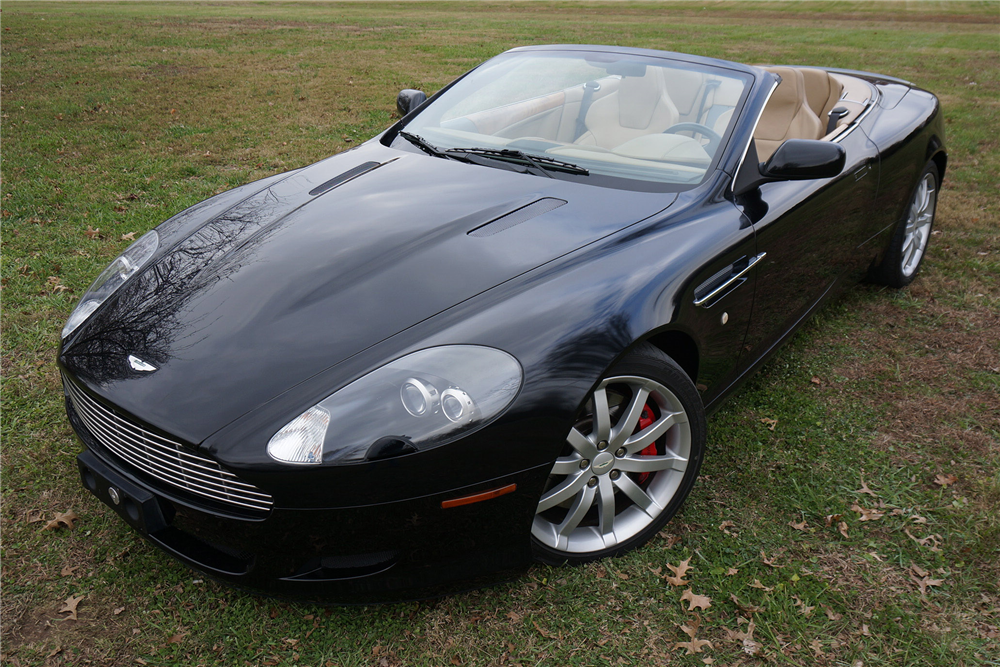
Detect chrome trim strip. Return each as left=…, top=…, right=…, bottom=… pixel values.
left=832, top=98, right=877, bottom=145
left=693, top=252, right=767, bottom=307
left=730, top=79, right=779, bottom=190
left=64, top=378, right=273, bottom=511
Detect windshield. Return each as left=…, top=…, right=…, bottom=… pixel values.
left=395, top=50, right=751, bottom=190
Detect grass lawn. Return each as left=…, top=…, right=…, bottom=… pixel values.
left=2, top=2, right=998, bottom=665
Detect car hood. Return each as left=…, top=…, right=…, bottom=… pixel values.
left=60, top=141, right=676, bottom=444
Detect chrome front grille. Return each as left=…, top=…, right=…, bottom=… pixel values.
left=64, top=377, right=273, bottom=513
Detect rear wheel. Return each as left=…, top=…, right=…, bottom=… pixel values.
left=531, top=344, right=706, bottom=564
left=871, top=162, right=939, bottom=288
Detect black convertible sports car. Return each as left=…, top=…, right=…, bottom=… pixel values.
left=59, top=45, right=945, bottom=602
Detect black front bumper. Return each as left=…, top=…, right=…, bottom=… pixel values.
left=67, top=389, right=548, bottom=603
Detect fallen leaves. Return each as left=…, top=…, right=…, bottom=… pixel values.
left=760, top=417, right=778, bottom=431
left=788, top=519, right=808, bottom=530
left=760, top=551, right=785, bottom=568
left=675, top=637, right=713, bottom=655
left=909, top=564, right=945, bottom=596
left=793, top=596, right=816, bottom=616
left=681, top=589, right=713, bottom=611
left=59, top=594, right=85, bottom=621
left=121, top=231, right=137, bottom=241
left=933, top=473, right=958, bottom=488
left=83, top=225, right=100, bottom=239
left=748, top=579, right=773, bottom=592
left=676, top=617, right=713, bottom=655
left=851, top=503, right=885, bottom=522
left=719, top=520, right=736, bottom=535
left=43, top=510, right=80, bottom=531
left=665, top=557, right=692, bottom=586
left=856, top=474, right=878, bottom=497
left=838, top=521, right=850, bottom=539
left=904, top=528, right=943, bottom=552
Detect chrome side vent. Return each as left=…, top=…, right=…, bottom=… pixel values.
left=308, top=161, right=382, bottom=196
left=467, top=198, right=567, bottom=238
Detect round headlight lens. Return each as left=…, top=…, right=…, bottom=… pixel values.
left=400, top=377, right=439, bottom=418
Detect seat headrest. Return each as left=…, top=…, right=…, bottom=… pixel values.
left=618, top=67, right=668, bottom=130
left=756, top=67, right=808, bottom=142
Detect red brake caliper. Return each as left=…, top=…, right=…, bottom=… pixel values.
left=634, top=404, right=657, bottom=485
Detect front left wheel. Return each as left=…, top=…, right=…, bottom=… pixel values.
left=531, top=344, right=706, bottom=564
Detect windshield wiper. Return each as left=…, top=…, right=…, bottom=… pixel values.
left=399, top=131, right=463, bottom=161
left=446, top=147, right=590, bottom=176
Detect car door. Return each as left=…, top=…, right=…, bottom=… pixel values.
left=737, top=125, right=880, bottom=366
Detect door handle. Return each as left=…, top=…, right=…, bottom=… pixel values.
left=693, top=252, right=766, bottom=308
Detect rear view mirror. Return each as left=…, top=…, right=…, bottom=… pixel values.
left=734, top=139, right=846, bottom=196
left=763, top=139, right=846, bottom=180
left=396, top=89, right=427, bottom=117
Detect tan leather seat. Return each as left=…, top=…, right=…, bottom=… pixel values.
left=754, top=67, right=824, bottom=160
left=576, top=67, right=680, bottom=149
left=800, top=68, right=844, bottom=119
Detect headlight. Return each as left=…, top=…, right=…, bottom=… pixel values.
left=61, top=230, right=159, bottom=339
left=266, top=346, right=522, bottom=465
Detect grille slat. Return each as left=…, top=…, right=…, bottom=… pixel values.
left=72, top=394, right=267, bottom=495
left=64, top=378, right=273, bottom=512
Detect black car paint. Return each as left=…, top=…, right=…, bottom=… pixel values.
left=59, top=47, right=946, bottom=602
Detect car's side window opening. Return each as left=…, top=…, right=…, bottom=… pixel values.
left=753, top=66, right=874, bottom=160
left=398, top=52, right=752, bottom=189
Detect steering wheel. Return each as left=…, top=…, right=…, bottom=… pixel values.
left=663, top=123, right=723, bottom=155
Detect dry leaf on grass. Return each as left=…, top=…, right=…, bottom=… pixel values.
left=810, top=376, right=822, bottom=385
left=681, top=589, right=712, bottom=611
left=43, top=510, right=80, bottom=531
left=856, top=474, right=878, bottom=497
left=730, top=594, right=763, bottom=614
left=665, top=557, right=692, bottom=586
left=59, top=594, right=85, bottom=621
left=749, top=579, right=773, bottom=591
left=760, top=551, right=785, bottom=568
left=60, top=565, right=79, bottom=577
left=793, top=596, right=815, bottom=616
left=904, top=528, right=943, bottom=552
left=675, top=638, right=713, bottom=655
left=810, top=638, right=825, bottom=657
left=719, top=520, right=736, bottom=535
left=679, top=616, right=701, bottom=638
left=838, top=521, right=850, bottom=538
left=760, top=417, right=778, bottom=431
left=83, top=225, right=100, bottom=239
left=824, top=607, right=843, bottom=621
left=726, top=567, right=738, bottom=576
left=788, top=520, right=807, bottom=530
left=851, top=503, right=885, bottom=522
left=121, top=232, right=137, bottom=241
left=933, top=473, right=958, bottom=487
left=166, top=631, right=188, bottom=644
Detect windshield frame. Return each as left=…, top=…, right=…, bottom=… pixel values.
left=387, top=46, right=757, bottom=193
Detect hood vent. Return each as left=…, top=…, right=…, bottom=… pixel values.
left=467, top=198, right=567, bottom=238
left=308, top=161, right=383, bottom=196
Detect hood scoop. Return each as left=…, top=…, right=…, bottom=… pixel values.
left=468, top=198, right=567, bottom=238
left=308, top=160, right=386, bottom=196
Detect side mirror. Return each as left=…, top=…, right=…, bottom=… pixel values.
left=734, top=139, right=846, bottom=196
left=396, top=89, right=427, bottom=117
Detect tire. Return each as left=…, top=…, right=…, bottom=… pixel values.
left=531, top=343, right=706, bottom=564
left=870, top=161, right=940, bottom=288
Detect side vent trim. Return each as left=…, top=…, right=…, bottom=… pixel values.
left=308, top=161, right=383, bottom=196
left=467, top=198, right=567, bottom=238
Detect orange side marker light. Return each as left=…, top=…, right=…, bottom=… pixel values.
left=441, top=483, right=517, bottom=509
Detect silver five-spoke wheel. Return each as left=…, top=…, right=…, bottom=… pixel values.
left=532, top=345, right=705, bottom=563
